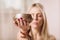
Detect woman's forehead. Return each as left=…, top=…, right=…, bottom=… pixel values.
left=29, top=7, right=42, bottom=14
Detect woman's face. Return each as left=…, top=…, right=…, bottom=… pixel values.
left=29, top=7, right=44, bottom=28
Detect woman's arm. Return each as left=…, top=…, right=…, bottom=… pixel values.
left=17, top=31, right=31, bottom=40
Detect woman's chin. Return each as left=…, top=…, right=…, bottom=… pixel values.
left=31, top=25, right=38, bottom=28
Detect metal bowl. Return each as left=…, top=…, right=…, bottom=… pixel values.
left=13, top=13, right=32, bottom=23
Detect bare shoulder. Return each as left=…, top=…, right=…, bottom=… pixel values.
left=48, top=35, right=56, bottom=40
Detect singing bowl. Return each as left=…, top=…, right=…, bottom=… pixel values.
left=13, top=13, right=32, bottom=23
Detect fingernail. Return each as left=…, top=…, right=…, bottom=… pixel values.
left=20, top=17, right=23, bottom=19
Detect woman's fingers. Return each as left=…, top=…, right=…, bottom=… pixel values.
left=23, top=19, right=27, bottom=26
left=20, top=18, right=28, bottom=26
left=15, top=18, right=29, bottom=31
left=14, top=19, right=19, bottom=26
left=20, top=18, right=24, bottom=27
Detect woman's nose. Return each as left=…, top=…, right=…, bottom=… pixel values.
left=33, top=15, right=38, bottom=20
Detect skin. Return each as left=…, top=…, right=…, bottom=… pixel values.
left=15, top=18, right=29, bottom=33
left=29, top=7, right=43, bottom=29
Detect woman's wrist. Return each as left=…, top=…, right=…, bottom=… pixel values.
left=20, top=28, right=28, bottom=34
left=19, top=29, right=29, bottom=37
left=20, top=31, right=31, bottom=40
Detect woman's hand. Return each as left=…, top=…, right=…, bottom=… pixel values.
left=13, top=18, right=31, bottom=40
left=14, top=18, right=30, bottom=33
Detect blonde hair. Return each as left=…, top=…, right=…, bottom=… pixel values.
left=27, top=3, right=56, bottom=40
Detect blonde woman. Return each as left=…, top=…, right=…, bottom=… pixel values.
left=14, top=3, right=56, bottom=40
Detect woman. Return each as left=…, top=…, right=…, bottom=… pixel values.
left=14, top=3, right=56, bottom=40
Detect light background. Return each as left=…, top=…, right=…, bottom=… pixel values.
left=0, top=0, right=60, bottom=40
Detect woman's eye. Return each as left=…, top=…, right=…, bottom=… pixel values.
left=38, top=15, right=42, bottom=17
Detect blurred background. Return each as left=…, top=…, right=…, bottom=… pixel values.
left=0, top=0, right=60, bottom=40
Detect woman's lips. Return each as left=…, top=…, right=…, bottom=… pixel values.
left=33, top=22, right=38, bottom=25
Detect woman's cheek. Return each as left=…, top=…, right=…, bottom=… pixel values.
left=38, top=19, right=43, bottom=25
